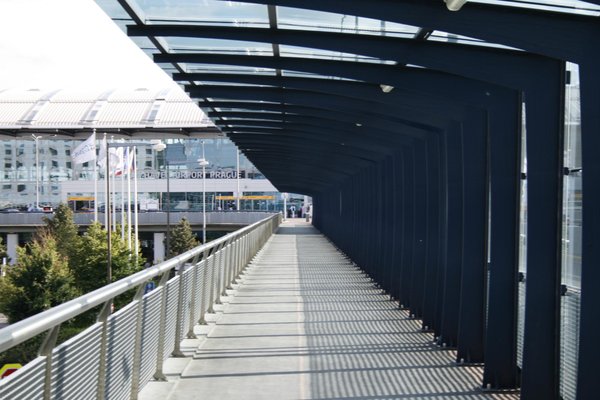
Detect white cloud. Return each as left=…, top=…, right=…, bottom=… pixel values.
left=0, top=0, right=176, bottom=90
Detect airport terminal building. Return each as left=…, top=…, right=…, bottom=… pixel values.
left=0, top=87, right=282, bottom=213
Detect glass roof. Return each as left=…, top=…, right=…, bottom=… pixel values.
left=185, top=64, right=277, bottom=75
left=98, top=0, right=598, bottom=134
left=136, top=0, right=269, bottom=25
left=428, top=31, right=520, bottom=51
left=278, top=45, right=396, bottom=64
left=167, top=37, right=273, bottom=56
left=276, top=7, right=419, bottom=38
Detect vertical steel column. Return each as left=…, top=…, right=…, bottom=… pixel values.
left=483, top=92, right=522, bottom=389
left=439, top=124, right=463, bottom=347
left=434, top=133, right=449, bottom=338
left=381, top=156, right=394, bottom=295
left=520, top=65, right=565, bottom=400
left=456, top=110, right=488, bottom=363
left=400, top=146, right=415, bottom=309
left=391, top=150, right=405, bottom=302
left=410, top=140, right=428, bottom=319
left=423, top=135, right=442, bottom=332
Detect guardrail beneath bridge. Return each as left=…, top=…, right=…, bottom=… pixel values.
left=0, top=211, right=279, bottom=232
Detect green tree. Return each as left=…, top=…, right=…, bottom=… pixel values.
left=169, top=217, right=198, bottom=258
left=0, top=232, right=77, bottom=323
left=71, top=222, right=144, bottom=294
left=43, top=203, right=81, bottom=261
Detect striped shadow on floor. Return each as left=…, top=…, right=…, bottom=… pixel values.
left=146, top=221, right=519, bottom=400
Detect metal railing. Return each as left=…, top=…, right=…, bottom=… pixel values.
left=0, top=214, right=281, bottom=400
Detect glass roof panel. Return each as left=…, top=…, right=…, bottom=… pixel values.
left=96, top=0, right=132, bottom=19
left=193, top=82, right=274, bottom=87
left=279, top=45, right=396, bottom=64
left=221, top=116, right=281, bottom=120
left=185, top=64, right=277, bottom=75
left=206, top=99, right=280, bottom=105
left=428, top=31, right=521, bottom=51
left=133, top=0, right=270, bottom=26
left=471, top=0, right=600, bottom=16
left=281, top=71, right=360, bottom=81
left=213, top=108, right=284, bottom=114
left=162, top=37, right=273, bottom=56
left=276, top=6, right=420, bottom=38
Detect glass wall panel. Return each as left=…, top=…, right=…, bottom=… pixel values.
left=560, top=62, right=582, bottom=400
left=517, top=101, right=527, bottom=369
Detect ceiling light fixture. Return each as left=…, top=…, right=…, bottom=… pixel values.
left=444, top=0, right=468, bottom=11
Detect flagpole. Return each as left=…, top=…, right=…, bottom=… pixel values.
left=127, top=147, right=132, bottom=251
left=121, top=148, right=125, bottom=240
left=133, top=147, right=139, bottom=262
left=103, top=134, right=108, bottom=230
left=105, top=135, right=112, bottom=285
left=93, top=129, right=98, bottom=222
left=111, top=137, right=117, bottom=232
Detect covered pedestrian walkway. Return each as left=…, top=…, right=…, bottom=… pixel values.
left=141, top=221, right=517, bottom=400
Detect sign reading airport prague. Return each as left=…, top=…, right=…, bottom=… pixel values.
left=139, top=169, right=246, bottom=180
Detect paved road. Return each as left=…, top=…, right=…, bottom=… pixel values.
left=141, top=221, right=518, bottom=399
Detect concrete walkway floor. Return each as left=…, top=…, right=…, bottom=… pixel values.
left=141, top=221, right=519, bottom=400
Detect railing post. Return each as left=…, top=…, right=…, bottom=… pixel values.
left=130, top=283, right=147, bottom=400
left=198, top=249, right=210, bottom=325
left=172, top=261, right=186, bottom=357
left=215, top=242, right=225, bottom=305
left=245, top=234, right=251, bottom=267
left=234, top=236, right=242, bottom=280
left=96, top=300, right=113, bottom=399
left=207, top=242, right=224, bottom=314
left=40, top=325, right=61, bottom=400
left=226, top=236, right=238, bottom=290
left=221, top=239, right=233, bottom=296
left=187, top=252, right=202, bottom=339
left=153, top=271, right=172, bottom=381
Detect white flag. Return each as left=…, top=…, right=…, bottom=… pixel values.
left=97, top=136, right=107, bottom=168
left=72, top=133, right=96, bottom=165
left=111, top=147, right=124, bottom=175
left=117, top=147, right=133, bottom=175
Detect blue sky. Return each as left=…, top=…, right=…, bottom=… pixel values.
left=0, top=0, right=176, bottom=90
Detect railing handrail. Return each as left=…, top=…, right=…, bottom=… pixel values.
left=0, top=214, right=279, bottom=354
